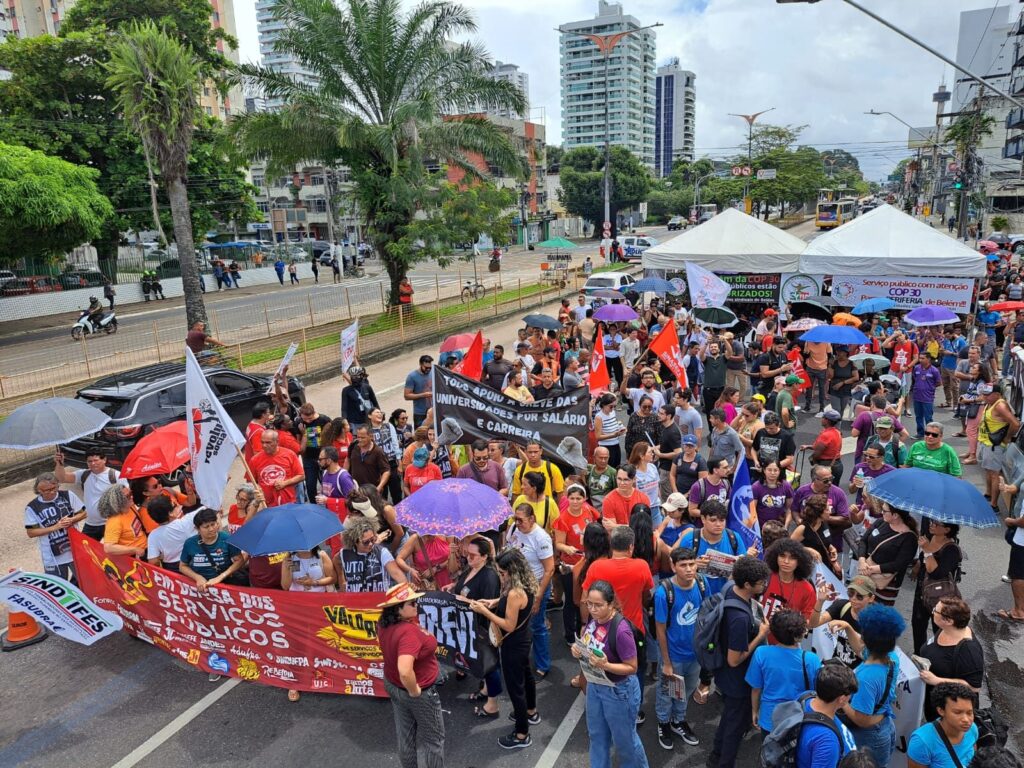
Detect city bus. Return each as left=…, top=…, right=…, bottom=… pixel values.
left=816, top=198, right=857, bottom=229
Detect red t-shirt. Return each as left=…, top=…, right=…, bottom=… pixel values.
left=552, top=504, right=600, bottom=565
left=404, top=463, right=442, bottom=494
left=813, top=427, right=842, bottom=461
left=761, top=572, right=816, bottom=642
left=333, top=435, right=352, bottom=466
left=249, top=447, right=304, bottom=506
left=601, top=489, right=651, bottom=526
left=277, top=430, right=302, bottom=455
left=380, top=620, right=439, bottom=688
left=890, top=341, right=918, bottom=374
left=582, top=557, right=654, bottom=635
left=249, top=553, right=286, bottom=590
left=244, top=421, right=265, bottom=462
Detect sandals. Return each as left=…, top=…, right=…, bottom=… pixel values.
left=474, top=706, right=500, bottom=718
left=996, top=609, right=1024, bottom=623
left=455, top=670, right=467, bottom=681
left=963, top=458, right=978, bottom=465
left=468, top=690, right=488, bottom=702
left=570, top=674, right=583, bottom=689
left=287, top=689, right=300, bottom=702
left=692, top=684, right=711, bottom=705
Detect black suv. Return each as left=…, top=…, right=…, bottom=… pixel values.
left=62, top=363, right=306, bottom=468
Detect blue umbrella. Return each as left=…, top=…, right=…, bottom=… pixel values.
left=799, top=324, right=869, bottom=345
left=632, top=277, right=678, bottom=294
left=227, top=503, right=344, bottom=556
left=905, top=305, right=959, bottom=326
left=851, top=297, right=896, bottom=315
left=987, top=253, right=1000, bottom=262
left=865, top=469, right=1001, bottom=528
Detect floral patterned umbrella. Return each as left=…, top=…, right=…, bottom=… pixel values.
left=395, top=478, right=511, bottom=537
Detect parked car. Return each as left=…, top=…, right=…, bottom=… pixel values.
left=0, top=270, right=16, bottom=288
left=667, top=216, right=686, bottom=231
left=582, top=272, right=636, bottom=296
left=621, top=236, right=659, bottom=262
left=62, top=363, right=306, bottom=474
left=0, top=276, right=63, bottom=296
left=59, top=270, right=106, bottom=290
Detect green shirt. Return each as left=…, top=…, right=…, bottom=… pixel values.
left=906, top=441, right=962, bottom=476
left=586, top=464, right=618, bottom=510
left=775, top=389, right=796, bottom=429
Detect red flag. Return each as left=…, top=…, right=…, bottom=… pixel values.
left=453, top=331, right=484, bottom=380
left=589, top=327, right=610, bottom=393
left=647, top=320, right=688, bottom=389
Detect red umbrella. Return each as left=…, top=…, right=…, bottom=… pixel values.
left=439, top=333, right=476, bottom=354
left=989, top=301, right=1024, bottom=312
left=120, top=421, right=190, bottom=478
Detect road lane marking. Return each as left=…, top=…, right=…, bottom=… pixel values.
left=533, top=690, right=586, bottom=768
left=108, top=678, right=241, bottom=768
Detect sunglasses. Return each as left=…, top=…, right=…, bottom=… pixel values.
left=816, top=477, right=833, bottom=484
left=924, top=432, right=940, bottom=438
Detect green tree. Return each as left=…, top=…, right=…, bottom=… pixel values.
left=231, top=0, right=525, bottom=305
left=546, top=145, right=563, bottom=174
left=749, top=123, right=807, bottom=156
left=0, top=142, right=113, bottom=264
left=558, top=146, right=652, bottom=236
left=106, top=21, right=207, bottom=327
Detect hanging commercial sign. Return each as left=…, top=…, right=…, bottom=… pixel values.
left=716, top=273, right=781, bottom=304
left=830, top=275, right=975, bottom=313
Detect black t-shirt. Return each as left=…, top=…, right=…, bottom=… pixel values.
left=752, top=429, right=796, bottom=467
left=755, top=351, right=788, bottom=393
left=658, top=424, right=681, bottom=472
left=714, top=587, right=758, bottom=697
left=453, top=566, right=500, bottom=601
left=482, top=359, right=514, bottom=390
left=919, top=637, right=984, bottom=721
left=672, top=452, right=707, bottom=495
left=917, top=541, right=961, bottom=584
left=824, top=599, right=862, bottom=668
left=302, top=414, right=332, bottom=461
left=726, top=340, right=746, bottom=371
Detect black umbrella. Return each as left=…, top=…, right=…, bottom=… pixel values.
left=805, top=295, right=837, bottom=307
left=692, top=306, right=738, bottom=328
left=789, top=300, right=833, bottom=322
left=522, top=313, right=561, bottom=331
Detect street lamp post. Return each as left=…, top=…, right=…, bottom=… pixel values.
left=865, top=108, right=951, bottom=219
left=728, top=107, right=774, bottom=214
left=559, top=22, right=662, bottom=238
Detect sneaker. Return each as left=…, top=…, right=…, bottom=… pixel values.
left=508, top=710, right=541, bottom=725
left=208, top=672, right=222, bottom=682
left=815, top=411, right=824, bottom=418
left=636, top=710, right=646, bottom=725
left=673, top=721, right=700, bottom=746
left=657, top=723, right=673, bottom=750
left=498, top=733, right=532, bottom=750
left=793, top=405, right=803, bottom=412
left=1003, top=575, right=1012, bottom=584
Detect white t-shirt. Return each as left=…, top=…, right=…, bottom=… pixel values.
left=24, top=491, right=84, bottom=568
left=146, top=511, right=200, bottom=564
left=572, top=304, right=590, bottom=322
left=626, top=386, right=666, bottom=412
left=74, top=467, right=125, bottom=526
left=506, top=524, right=553, bottom=580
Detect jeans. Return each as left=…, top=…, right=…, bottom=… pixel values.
left=500, top=641, right=536, bottom=736
left=655, top=657, right=701, bottom=724
left=383, top=678, right=445, bottom=768
left=849, top=715, right=895, bottom=767
left=529, top=585, right=552, bottom=673
left=702, top=387, right=723, bottom=416
left=711, top=692, right=752, bottom=768
left=483, top=664, right=503, bottom=698
left=302, top=456, right=319, bottom=506
left=805, top=368, right=828, bottom=412
left=558, top=568, right=578, bottom=645
left=914, top=400, right=934, bottom=437
left=830, top=393, right=851, bottom=422
left=586, top=675, right=649, bottom=768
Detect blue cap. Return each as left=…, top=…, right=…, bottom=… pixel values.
left=682, top=434, right=698, bottom=446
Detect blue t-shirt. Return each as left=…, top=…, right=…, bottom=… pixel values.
left=404, top=369, right=431, bottom=416
left=745, top=646, right=822, bottom=731
left=660, top=520, right=687, bottom=548
left=653, top=578, right=705, bottom=662
left=795, top=698, right=857, bottom=768
left=849, top=653, right=898, bottom=720
left=907, top=721, right=978, bottom=768
left=180, top=532, right=241, bottom=579
left=940, top=337, right=966, bottom=370
left=677, top=527, right=742, bottom=594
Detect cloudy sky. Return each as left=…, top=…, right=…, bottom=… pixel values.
left=234, top=0, right=986, bottom=182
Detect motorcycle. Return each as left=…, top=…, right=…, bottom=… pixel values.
left=72, top=308, right=117, bottom=340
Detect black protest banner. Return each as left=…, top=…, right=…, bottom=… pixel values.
left=718, top=273, right=781, bottom=304
left=417, top=590, right=497, bottom=677
left=431, top=367, right=589, bottom=458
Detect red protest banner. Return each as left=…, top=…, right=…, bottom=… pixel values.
left=647, top=320, right=688, bottom=389
left=71, top=531, right=388, bottom=696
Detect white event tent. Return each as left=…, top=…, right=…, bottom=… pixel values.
left=641, top=207, right=807, bottom=273
left=798, top=204, right=986, bottom=278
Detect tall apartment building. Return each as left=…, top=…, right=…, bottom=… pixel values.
left=559, top=0, right=657, bottom=168
left=484, top=61, right=529, bottom=121
left=1, top=0, right=71, bottom=38
left=654, top=58, right=695, bottom=176
left=256, top=0, right=318, bottom=112
left=201, top=0, right=242, bottom=119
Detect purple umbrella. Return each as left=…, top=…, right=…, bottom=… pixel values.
left=593, top=303, right=639, bottom=322
left=394, top=478, right=511, bottom=537
left=904, top=305, right=959, bottom=326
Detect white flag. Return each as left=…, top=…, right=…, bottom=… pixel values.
left=185, top=347, right=246, bottom=511
left=685, top=262, right=731, bottom=308
left=340, top=319, right=359, bottom=373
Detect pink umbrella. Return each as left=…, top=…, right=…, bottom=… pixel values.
left=440, top=333, right=476, bottom=353
left=784, top=318, right=824, bottom=333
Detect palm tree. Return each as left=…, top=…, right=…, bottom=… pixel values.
left=106, top=21, right=207, bottom=327
left=232, top=0, right=527, bottom=305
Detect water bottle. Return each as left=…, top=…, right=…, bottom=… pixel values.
left=855, top=467, right=865, bottom=489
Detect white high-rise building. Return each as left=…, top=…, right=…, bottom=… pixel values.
left=486, top=61, right=529, bottom=120
left=559, top=1, right=657, bottom=168
left=654, top=59, right=695, bottom=176
left=256, top=0, right=318, bottom=112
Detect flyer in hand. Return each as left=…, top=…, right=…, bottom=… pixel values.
left=573, top=635, right=614, bottom=687
left=701, top=549, right=739, bottom=579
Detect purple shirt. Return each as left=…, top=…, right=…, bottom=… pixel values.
left=321, top=468, right=356, bottom=499
left=751, top=480, right=794, bottom=527
left=791, top=483, right=851, bottom=550
left=849, top=461, right=896, bottom=506
left=911, top=363, right=942, bottom=403
left=456, top=460, right=505, bottom=492
left=851, top=410, right=905, bottom=462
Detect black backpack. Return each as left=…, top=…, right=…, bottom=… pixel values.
left=760, top=692, right=844, bottom=768
left=658, top=574, right=708, bottom=616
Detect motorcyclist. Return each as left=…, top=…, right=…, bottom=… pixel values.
left=85, top=296, right=105, bottom=329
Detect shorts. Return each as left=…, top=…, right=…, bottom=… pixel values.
left=1009, top=543, right=1024, bottom=581
left=979, top=442, right=1005, bottom=472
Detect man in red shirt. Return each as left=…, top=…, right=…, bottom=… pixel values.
left=800, top=409, right=843, bottom=485
left=244, top=402, right=274, bottom=463
left=249, top=429, right=305, bottom=506
left=601, top=464, right=651, bottom=526
left=883, top=330, right=918, bottom=405
left=583, top=525, right=655, bottom=718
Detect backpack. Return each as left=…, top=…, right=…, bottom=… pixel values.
left=694, top=525, right=740, bottom=556
left=760, top=692, right=844, bottom=768
left=693, top=581, right=753, bottom=672
left=690, top=478, right=732, bottom=510
left=658, top=574, right=708, bottom=616
left=602, top=612, right=636, bottom=660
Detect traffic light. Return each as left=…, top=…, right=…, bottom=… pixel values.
left=952, top=173, right=964, bottom=190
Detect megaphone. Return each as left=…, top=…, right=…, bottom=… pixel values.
left=436, top=417, right=464, bottom=447
left=556, top=436, right=587, bottom=470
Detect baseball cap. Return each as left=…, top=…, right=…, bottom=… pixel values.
left=662, top=492, right=688, bottom=512
left=822, top=408, right=842, bottom=422
left=875, top=416, right=894, bottom=429
left=785, top=374, right=802, bottom=385
left=413, top=446, right=430, bottom=468
left=681, top=434, right=699, bottom=446
left=764, top=308, right=777, bottom=316
left=847, top=575, right=878, bottom=597
left=752, top=393, right=766, bottom=403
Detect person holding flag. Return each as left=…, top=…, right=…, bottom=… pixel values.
left=589, top=327, right=611, bottom=393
